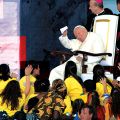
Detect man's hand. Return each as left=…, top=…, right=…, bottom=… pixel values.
left=62, top=30, right=67, bottom=37
left=112, top=80, right=118, bottom=86
left=76, top=56, right=83, bottom=62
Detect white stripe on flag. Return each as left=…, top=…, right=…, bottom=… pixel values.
left=0, top=36, right=20, bottom=78
left=0, top=0, right=3, bottom=19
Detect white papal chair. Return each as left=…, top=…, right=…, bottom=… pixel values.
left=81, top=15, right=119, bottom=81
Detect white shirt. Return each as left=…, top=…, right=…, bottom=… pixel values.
left=59, top=32, right=105, bottom=64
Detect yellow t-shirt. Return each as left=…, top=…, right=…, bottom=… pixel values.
left=79, top=93, right=88, bottom=103
left=26, top=93, right=38, bottom=103
left=0, top=94, right=25, bottom=117
left=63, top=94, right=88, bottom=115
left=65, top=76, right=83, bottom=101
left=0, top=78, right=16, bottom=94
left=64, top=95, right=72, bottom=114
left=96, top=78, right=113, bottom=103
left=96, top=83, right=112, bottom=97
left=19, top=75, right=36, bottom=104
left=24, top=93, right=38, bottom=113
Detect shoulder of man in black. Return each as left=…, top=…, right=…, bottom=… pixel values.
left=104, top=8, right=113, bottom=15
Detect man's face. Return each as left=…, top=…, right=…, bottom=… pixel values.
left=80, top=108, right=92, bottom=120
left=73, top=27, right=87, bottom=42
left=34, top=66, right=40, bottom=76
left=89, top=0, right=97, bottom=14
left=117, top=3, right=120, bottom=12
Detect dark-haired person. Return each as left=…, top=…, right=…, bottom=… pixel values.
left=87, top=0, right=113, bottom=31
left=87, top=91, right=105, bottom=120
left=93, top=64, right=114, bottom=108
left=92, top=65, right=120, bottom=119
left=93, top=64, right=114, bottom=100
left=0, top=80, right=25, bottom=117
left=80, top=79, right=96, bottom=103
left=19, top=61, right=40, bottom=105
left=72, top=99, right=84, bottom=120
left=110, top=88, right=120, bottom=120
left=0, top=64, right=17, bottom=94
left=79, top=105, right=95, bottom=120
left=64, top=61, right=84, bottom=102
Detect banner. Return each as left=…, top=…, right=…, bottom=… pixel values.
left=0, top=0, right=3, bottom=19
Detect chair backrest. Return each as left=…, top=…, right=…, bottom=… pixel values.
left=81, top=15, right=118, bottom=81
left=93, top=15, right=118, bottom=66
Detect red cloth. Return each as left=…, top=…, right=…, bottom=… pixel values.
left=97, top=106, right=105, bottom=120
left=96, top=0, right=103, bottom=4
left=19, top=36, right=26, bottom=69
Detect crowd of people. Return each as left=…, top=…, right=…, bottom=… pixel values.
left=0, top=61, right=120, bottom=120
left=0, top=0, right=120, bottom=120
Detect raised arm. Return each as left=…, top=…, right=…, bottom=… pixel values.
left=24, top=65, right=33, bottom=97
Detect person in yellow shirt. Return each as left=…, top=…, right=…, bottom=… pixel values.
left=93, top=64, right=114, bottom=101
left=81, top=79, right=96, bottom=103
left=64, top=61, right=84, bottom=102
left=19, top=61, right=40, bottom=103
left=63, top=95, right=72, bottom=116
left=0, top=63, right=32, bottom=118
left=0, top=80, right=25, bottom=117
left=0, top=64, right=17, bottom=94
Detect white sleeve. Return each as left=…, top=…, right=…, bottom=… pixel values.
left=59, top=35, right=73, bottom=50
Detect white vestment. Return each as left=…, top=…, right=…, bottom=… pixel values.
left=49, top=32, right=105, bottom=85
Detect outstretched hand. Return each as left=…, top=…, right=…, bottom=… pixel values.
left=62, top=30, right=67, bottom=37
left=25, top=65, right=33, bottom=76
left=76, top=56, right=83, bottom=62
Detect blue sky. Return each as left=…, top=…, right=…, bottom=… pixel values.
left=104, top=0, right=119, bottom=14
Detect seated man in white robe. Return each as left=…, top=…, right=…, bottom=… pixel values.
left=49, top=25, right=105, bottom=85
